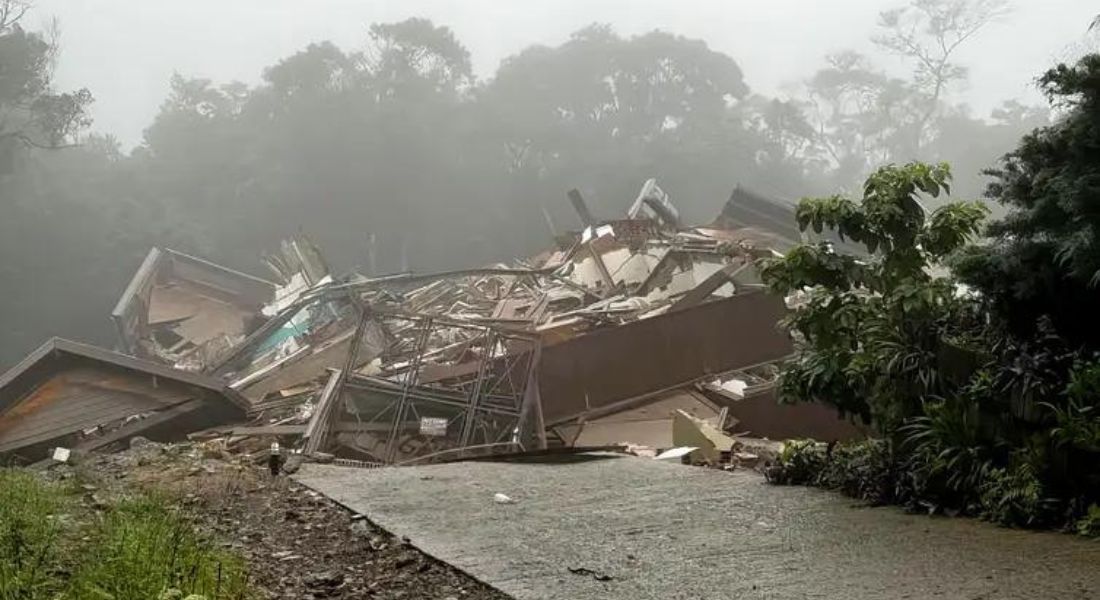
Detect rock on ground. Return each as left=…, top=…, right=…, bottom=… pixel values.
left=44, top=441, right=509, bottom=600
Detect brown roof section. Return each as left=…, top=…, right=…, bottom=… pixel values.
left=0, top=338, right=250, bottom=461
left=0, top=337, right=251, bottom=416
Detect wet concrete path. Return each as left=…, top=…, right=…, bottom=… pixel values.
left=296, top=454, right=1100, bottom=599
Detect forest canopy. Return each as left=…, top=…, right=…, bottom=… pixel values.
left=0, top=0, right=1052, bottom=367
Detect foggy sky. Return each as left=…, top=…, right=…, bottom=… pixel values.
left=34, top=0, right=1098, bottom=148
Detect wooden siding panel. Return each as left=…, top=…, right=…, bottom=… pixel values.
left=0, top=367, right=197, bottom=453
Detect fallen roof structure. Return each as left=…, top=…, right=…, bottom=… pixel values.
left=6, top=178, right=864, bottom=466
left=0, top=338, right=247, bottom=463
left=111, top=247, right=277, bottom=369
left=711, top=185, right=804, bottom=249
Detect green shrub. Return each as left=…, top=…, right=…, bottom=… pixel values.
left=68, top=494, right=249, bottom=600
left=818, top=439, right=895, bottom=505
left=0, top=470, right=66, bottom=600
left=1076, top=504, right=1100, bottom=537
left=900, top=396, right=999, bottom=513
left=767, top=439, right=826, bottom=485
left=978, top=462, right=1053, bottom=528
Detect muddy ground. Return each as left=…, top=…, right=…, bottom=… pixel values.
left=46, top=440, right=509, bottom=600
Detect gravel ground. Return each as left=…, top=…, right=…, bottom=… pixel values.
left=47, top=440, right=511, bottom=600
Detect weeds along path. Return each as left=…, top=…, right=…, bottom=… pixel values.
left=9, top=439, right=509, bottom=600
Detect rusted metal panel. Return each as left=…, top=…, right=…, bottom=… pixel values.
left=719, top=387, right=865, bottom=441
left=538, top=291, right=792, bottom=425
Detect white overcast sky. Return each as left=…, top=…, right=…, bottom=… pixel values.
left=33, top=0, right=1098, bottom=147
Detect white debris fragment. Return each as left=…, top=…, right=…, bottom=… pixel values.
left=493, top=493, right=516, bottom=504
left=654, top=446, right=697, bottom=461
left=51, top=447, right=71, bottom=463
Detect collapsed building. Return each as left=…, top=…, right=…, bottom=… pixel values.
left=0, top=181, right=862, bottom=465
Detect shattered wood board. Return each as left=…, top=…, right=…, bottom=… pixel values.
left=296, top=456, right=1100, bottom=600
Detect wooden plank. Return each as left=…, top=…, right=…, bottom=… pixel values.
left=75, top=398, right=204, bottom=452
left=667, top=263, right=746, bottom=312
left=302, top=369, right=344, bottom=454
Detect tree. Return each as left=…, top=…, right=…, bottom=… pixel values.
left=366, top=18, right=472, bottom=101
left=953, top=53, right=1100, bottom=349
left=761, top=162, right=987, bottom=428
left=482, top=25, right=804, bottom=228
left=874, top=0, right=1010, bottom=155
left=0, top=0, right=92, bottom=153
left=922, top=100, right=1049, bottom=215
left=785, top=0, right=1014, bottom=195
left=799, top=51, right=923, bottom=190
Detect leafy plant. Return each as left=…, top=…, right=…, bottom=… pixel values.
left=1047, top=359, right=1100, bottom=453
left=978, top=461, right=1054, bottom=528
left=762, top=60, right=1100, bottom=532
left=762, top=161, right=987, bottom=430
left=767, top=439, right=826, bottom=485
left=901, top=396, right=998, bottom=511
left=1076, top=504, right=1100, bottom=537
left=817, top=439, right=896, bottom=505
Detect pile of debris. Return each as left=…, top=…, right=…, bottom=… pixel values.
left=0, top=180, right=861, bottom=468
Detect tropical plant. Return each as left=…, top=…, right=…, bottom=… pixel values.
left=761, top=161, right=987, bottom=430
left=1077, top=504, right=1100, bottom=537
left=978, top=461, right=1053, bottom=528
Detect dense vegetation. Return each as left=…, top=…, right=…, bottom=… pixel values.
left=763, top=53, right=1100, bottom=535
left=0, top=469, right=249, bottom=599
left=0, top=0, right=1051, bottom=368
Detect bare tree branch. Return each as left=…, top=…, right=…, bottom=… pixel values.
left=0, top=0, right=31, bottom=32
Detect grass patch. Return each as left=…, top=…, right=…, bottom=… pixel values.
left=0, top=470, right=67, bottom=600
left=0, top=469, right=250, bottom=600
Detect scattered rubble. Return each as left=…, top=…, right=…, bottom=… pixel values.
left=2, top=179, right=862, bottom=469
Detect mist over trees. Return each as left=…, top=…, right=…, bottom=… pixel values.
left=0, top=0, right=1055, bottom=367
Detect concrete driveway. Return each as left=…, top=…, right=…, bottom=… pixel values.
left=296, top=454, right=1100, bottom=600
